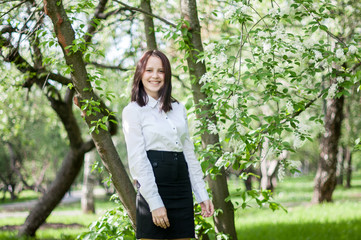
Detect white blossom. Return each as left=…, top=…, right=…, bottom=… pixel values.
left=263, top=42, right=272, bottom=53
left=327, top=83, right=338, bottom=99
left=274, top=65, right=285, bottom=74
left=293, top=42, right=305, bottom=54
left=345, top=5, right=354, bottom=14
left=236, top=124, right=246, bottom=135
left=336, top=77, right=344, bottom=83
left=199, top=72, right=213, bottom=84
left=207, top=122, right=218, bottom=135
left=286, top=101, right=293, bottom=113
left=293, top=134, right=305, bottom=149
left=279, top=1, right=292, bottom=16
left=277, top=162, right=285, bottom=181
left=204, top=43, right=216, bottom=52
left=348, top=45, right=357, bottom=54
left=258, top=31, right=268, bottom=38
left=314, top=50, right=323, bottom=60
left=268, top=8, right=279, bottom=17
left=226, top=76, right=236, bottom=84
left=194, top=119, right=202, bottom=129
left=237, top=2, right=249, bottom=14
left=303, top=37, right=317, bottom=48
left=289, top=160, right=302, bottom=169
left=224, top=6, right=236, bottom=19
left=226, top=108, right=235, bottom=118
left=215, top=156, right=227, bottom=167
left=335, top=48, right=345, bottom=59
left=297, top=121, right=310, bottom=135
left=272, top=25, right=286, bottom=41
left=216, top=52, right=228, bottom=68
left=229, top=94, right=238, bottom=106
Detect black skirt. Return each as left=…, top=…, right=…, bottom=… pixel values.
left=136, top=150, right=195, bottom=239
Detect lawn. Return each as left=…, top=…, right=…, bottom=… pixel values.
left=0, top=174, right=360, bottom=240
left=233, top=174, right=361, bottom=240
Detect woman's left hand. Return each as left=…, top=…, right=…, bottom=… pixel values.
left=200, top=199, right=214, bottom=218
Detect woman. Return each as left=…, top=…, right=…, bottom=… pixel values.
left=122, top=50, right=214, bottom=240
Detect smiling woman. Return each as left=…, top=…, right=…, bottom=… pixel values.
left=122, top=50, right=214, bottom=240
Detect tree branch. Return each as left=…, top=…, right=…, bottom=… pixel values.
left=0, top=0, right=27, bottom=19
left=87, top=61, right=130, bottom=71
left=84, top=0, right=109, bottom=44
left=113, top=0, right=176, bottom=28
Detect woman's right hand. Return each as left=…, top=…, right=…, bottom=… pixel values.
left=151, top=207, right=170, bottom=229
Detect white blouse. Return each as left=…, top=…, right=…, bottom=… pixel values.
left=122, top=96, right=209, bottom=212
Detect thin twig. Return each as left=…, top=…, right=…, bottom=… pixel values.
left=0, top=0, right=27, bottom=18
left=113, top=0, right=176, bottom=28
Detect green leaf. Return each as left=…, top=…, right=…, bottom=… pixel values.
left=319, top=25, right=328, bottom=31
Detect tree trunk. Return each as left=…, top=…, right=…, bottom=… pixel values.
left=312, top=89, right=344, bottom=203
left=82, top=150, right=96, bottom=214
left=259, top=139, right=283, bottom=192
left=345, top=147, right=352, bottom=188
left=43, top=0, right=136, bottom=226
left=260, top=138, right=271, bottom=190
left=180, top=0, right=237, bottom=239
left=336, top=146, right=345, bottom=185
left=18, top=88, right=90, bottom=237
left=244, top=166, right=253, bottom=191
left=141, top=0, right=157, bottom=50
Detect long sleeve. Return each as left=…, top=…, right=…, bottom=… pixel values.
left=181, top=105, right=209, bottom=203
left=122, top=104, right=164, bottom=211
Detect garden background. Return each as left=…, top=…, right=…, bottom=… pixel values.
left=0, top=0, right=361, bottom=239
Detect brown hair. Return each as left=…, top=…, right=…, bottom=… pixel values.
left=131, top=50, right=176, bottom=112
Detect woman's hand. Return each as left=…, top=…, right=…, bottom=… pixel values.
left=200, top=199, right=214, bottom=218
left=151, top=207, right=170, bottom=229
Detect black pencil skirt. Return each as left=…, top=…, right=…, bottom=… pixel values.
left=136, top=150, right=195, bottom=239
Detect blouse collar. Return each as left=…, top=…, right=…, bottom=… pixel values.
left=147, top=95, right=159, bottom=109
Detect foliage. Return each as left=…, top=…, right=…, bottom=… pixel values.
left=1, top=0, right=361, bottom=238
left=0, top=70, right=68, bottom=196
left=77, top=195, right=135, bottom=240
left=194, top=0, right=360, bottom=170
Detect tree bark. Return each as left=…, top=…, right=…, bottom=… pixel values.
left=82, top=150, right=96, bottom=214
left=312, top=88, right=344, bottom=203
left=141, top=0, right=157, bottom=50
left=345, top=147, right=352, bottom=188
left=336, top=146, right=345, bottom=185
left=43, top=0, right=136, bottom=226
left=180, top=0, right=237, bottom=239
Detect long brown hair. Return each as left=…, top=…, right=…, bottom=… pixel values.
left=131, top=50, right=176, bottom=112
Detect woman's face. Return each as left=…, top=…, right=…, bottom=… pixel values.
left=141, top=56, right=165, bottom=99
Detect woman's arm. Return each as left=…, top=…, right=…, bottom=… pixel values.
left=122, top=104, right=164, bottom=211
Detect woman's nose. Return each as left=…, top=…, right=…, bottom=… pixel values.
left=152, top=71, right=159, bottom=78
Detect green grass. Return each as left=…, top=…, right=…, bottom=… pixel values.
left=1, top=174, right=360, bottom=240
left=0, top=195, right=118, bottom=240
left=0, top=190, right=41, bottom=204
left=233, top=173, right=361, bottom=240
